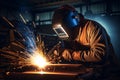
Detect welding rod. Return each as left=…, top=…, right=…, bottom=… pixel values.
left=47, top=41, right=61, bottom=56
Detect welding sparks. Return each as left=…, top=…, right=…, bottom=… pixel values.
left=0, top=48, right=50, bottom=70
left=0, top=18, right=51, bottom=70
left=30, top=52, right=49, bottom=68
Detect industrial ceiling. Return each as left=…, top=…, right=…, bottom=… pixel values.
left=0, top=0, right=105, bottom=11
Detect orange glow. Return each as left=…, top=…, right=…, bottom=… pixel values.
left=30, top=51, right=49, bottom=68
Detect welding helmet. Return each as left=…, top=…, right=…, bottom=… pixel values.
left=52, top=5, right=79, bottom=40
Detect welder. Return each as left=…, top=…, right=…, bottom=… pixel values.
left=52, top=4, right=120, bottom=79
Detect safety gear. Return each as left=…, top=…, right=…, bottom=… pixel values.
left=61, top=20, right=117, bottom=65
left=52, top=5, right=79, bottom=40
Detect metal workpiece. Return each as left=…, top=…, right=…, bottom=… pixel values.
left=5, top=64, right=93, bottom=80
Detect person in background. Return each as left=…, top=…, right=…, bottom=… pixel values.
left=52, top=4, right=120, bottom=80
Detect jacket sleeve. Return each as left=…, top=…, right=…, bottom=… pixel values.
left=73, top=21, right=110, bottom=63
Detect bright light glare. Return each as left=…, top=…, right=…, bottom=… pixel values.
left=30, top=52, right=49, bottom=68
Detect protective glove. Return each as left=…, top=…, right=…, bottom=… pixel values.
left=62, top=49, right=73, bottom=61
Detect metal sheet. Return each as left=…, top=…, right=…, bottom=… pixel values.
left=5, top=71, right=78, bottom=80
left=5, top=64, right=93, bottom=80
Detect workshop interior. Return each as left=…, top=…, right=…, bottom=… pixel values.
left=0, top=0, right=120, bottom=80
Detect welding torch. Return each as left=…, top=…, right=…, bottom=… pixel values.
left=46, top=41, right=64, bottom=63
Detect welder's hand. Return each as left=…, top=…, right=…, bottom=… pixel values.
left=72, top=51, right=81, bottom=61
left=62, top=49, right=72, bottom=61
left=48, top=49, right=62, bottom=63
